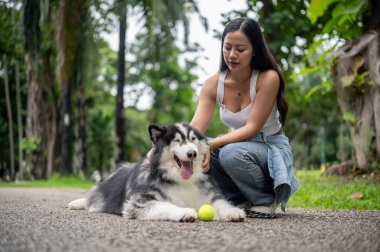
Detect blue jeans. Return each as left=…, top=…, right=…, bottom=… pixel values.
left=209, top=135, right=276, bottom=207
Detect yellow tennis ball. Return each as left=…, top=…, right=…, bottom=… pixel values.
left=198, top=204, right=215, bottom=221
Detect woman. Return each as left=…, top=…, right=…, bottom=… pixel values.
left=190, top=17, right=299, bottom=218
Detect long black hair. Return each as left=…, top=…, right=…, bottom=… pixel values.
left=219, top=18, right=288, bottom=126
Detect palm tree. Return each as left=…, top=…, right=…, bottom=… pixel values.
left=115, top=0, right=127, bottom=164
left=55, top=0, right=89, bottom=175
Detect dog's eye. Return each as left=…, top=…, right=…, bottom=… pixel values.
left=174, top=139, right=181, bottom=143
left=191, top=137, right=196, bottom=141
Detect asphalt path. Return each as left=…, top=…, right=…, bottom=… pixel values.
left=0, top=187, right=379, bottom=252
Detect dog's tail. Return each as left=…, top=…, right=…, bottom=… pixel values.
left=68, top=198, right=87, bottom=210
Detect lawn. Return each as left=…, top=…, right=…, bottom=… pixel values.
left=1, top=170, right=379, bottom=210
left=0, top=173, right=94, bottom=190
left=288, top=170, right=380, bottom=210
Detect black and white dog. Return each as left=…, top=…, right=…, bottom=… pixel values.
left=68, top=123, right=245, bottom=222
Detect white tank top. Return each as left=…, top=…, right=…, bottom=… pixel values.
left=216, top=70, right=282, bottom=135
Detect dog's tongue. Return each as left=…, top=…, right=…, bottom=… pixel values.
left=180, top=161, right=193, bottom=180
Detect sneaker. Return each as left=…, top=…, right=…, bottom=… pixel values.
left=245, top=205, right=278, bottom=219
left=235, top=201, right=252, bottom=210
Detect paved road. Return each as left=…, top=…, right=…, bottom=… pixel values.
left=0, top=187, right=379, bottom=252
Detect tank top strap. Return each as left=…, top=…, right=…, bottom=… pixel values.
left=216, top=71, right=227, bottom=105
left=250, top=70, right=259, bottom=101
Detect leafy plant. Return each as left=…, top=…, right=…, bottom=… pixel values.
left=21, top=137, right=40, bottom=155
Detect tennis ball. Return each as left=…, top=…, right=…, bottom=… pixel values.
left=198, top=204, right=215, bottom=221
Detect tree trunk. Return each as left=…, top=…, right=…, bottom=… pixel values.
left=98, top=135, right=105, bottom=181
left=75, top=84, right=87, bottom=174
left=25, top=54, right=58, bottom=179
left=15, top=61, right=24, bottom=177
left=3, top=56, right=15, bottom=180
left=56, top=0, right=86, bottom=175
left=25, top=54, right=48, bottom=179
left=22, top=0, right=58, bottom=180
left=115, top=4, right=127, bottom=164
left=20, top=0, right=40, bottom=180
left=333, top=31, right=380, bottom=170
left=60, top=83, right=73, bottom=175
left=74, top=1, right=90, bottom=176
left=42, top=51, right=58, bottom=178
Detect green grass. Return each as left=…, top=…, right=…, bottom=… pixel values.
left=1, top=170, right=379, bottom=210
left=0, top=173, right=94, bottom=190
left=288, top=170, right=380, bottom=210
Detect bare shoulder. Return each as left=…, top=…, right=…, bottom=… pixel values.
left=204, top=73, right=219, bottom=89
left=257, top=69, right=280, bottom=90
left=256, top=69, right=280, bottom=100
left=200, top=73, right=219, bottom=98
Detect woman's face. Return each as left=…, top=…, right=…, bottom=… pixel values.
left=223, top=30, right=254, bottom=72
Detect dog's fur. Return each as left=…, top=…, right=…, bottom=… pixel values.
left=68, top=123, right=245, bottom=222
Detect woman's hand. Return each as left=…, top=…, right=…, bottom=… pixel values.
left=202, top=141, right=215, bottom=173
left=146, top=148, right=153, bottom=162
left=202, top=151, right=211, bottom=172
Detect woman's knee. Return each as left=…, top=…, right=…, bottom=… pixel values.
left=219, top=143, right=249, bottom=169
left=219, top=142, right=267, bottom=170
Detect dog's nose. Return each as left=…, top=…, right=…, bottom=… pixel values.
left=187, top=150, right=197, bottom=159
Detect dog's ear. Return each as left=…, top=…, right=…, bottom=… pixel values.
left=148, top=125, right=166, bottom=143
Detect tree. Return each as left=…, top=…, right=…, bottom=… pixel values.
left=56, top=0, right=89, bottom=175
left=115, top=0, right=127, bottom=164
left=2, top=56, right=15, bottom=179
left=0, top=1, right=29, bottom=180
left=308, top=0, right=380, bottom=171
left=22, top=0, right=58, bottom=179
left=0, top=0, right=208, bottom=179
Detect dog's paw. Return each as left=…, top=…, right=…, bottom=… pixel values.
left=179, top=208, right=198, bottom=222
left=68, top=198, right=87, bottom=210
left=218, top=207, right=245, bottom=222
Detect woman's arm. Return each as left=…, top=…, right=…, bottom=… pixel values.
left=190, top=74, right=219, bottom=133
left=209, top=70, right=280, bottom=150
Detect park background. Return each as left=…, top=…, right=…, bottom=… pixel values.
left=1, top=0, right=379, bottom=209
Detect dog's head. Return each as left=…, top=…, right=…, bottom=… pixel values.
left=148, top=123, right=209, bottom=181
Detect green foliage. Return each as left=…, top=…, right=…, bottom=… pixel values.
left=83, top=38, right=117, bottom=174
left=303, top=0, right=368, bottom=97
left=21, top=137, right=40, bottom=155
left=307, top=0, right=336, bottom=24
left=342, top=111, right=357, bottom=125
left=288, top=170, right=380, bottom=210
left=0, top=173, right=94, bottom=189
left=86, top=107, right=114, bottom=176
left=308, top=0, right=365, bottom=39
left=1, top=0, right=375, bottom=180
left=226, top=0, right=319, bottom=71
left=125, top=109, right=152, bottom=161
left=127, top=24, right=200, bottom=125
left=0, top=2, right=28, bottom=178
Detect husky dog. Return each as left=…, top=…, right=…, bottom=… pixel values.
left=68, top=123, right=245, bottom=222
